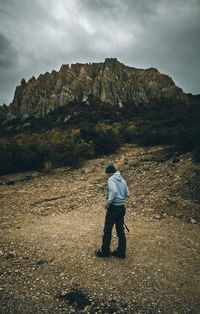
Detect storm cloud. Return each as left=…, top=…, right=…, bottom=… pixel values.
left=0, top=0, right=199, bottom=105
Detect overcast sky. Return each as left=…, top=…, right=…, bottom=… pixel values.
left=0, top=0, right=200, bottom=105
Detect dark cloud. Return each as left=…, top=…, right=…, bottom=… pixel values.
left=0, top=33, right=19, bottom=68
left=0, top=0, right=199, bottom=105
left=0, top=33, right=19, bottom=104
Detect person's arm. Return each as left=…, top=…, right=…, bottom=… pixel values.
left=106, top=179, right=117, bottom=205
left=124, top=181, right=130, bottom=199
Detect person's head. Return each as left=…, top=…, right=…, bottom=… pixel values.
left=105, top=164, right=116, bottom=177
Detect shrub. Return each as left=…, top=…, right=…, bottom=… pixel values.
left=94, top=122, right=121, bottom=155
left=0, top=128, right=96, bottom=175
left=193, top=143, right=200, bottom=162
left=42, top=160, right=53, bottom=173
left=175, top=125, right=200, bottom=154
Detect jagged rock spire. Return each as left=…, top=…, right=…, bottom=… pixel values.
left=6, top=58, right=189, bottom=120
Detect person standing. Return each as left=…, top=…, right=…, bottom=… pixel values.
left=95, top=164, right=130, bottom=259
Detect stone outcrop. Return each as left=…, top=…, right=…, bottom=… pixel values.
left=4, top=58, right=189, bottom=120
left=0, top=104, right=8, bottom=121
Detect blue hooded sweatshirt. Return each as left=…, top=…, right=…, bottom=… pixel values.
left=106, top=171, right=130, bottom=206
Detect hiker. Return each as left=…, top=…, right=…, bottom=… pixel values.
left=95, top=164, right=130, bottom=259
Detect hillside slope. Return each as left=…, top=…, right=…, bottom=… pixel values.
left=0, top=144, right=200, bottom=313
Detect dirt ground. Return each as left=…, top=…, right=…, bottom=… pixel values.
left=0, top=144, right=200, bottom=313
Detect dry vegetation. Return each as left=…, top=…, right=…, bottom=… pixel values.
left=0, top=144, right=200, bottom=313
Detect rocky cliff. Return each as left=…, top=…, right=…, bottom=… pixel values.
left=4, top=58, right=189, bottom=120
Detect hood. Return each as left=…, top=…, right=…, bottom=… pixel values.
left=111, top=171, right=122, bottom=182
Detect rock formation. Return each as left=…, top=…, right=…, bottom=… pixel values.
left=4, top=58, right=189, bottom=120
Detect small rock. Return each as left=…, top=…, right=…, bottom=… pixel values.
left=35, top=259, right=46, bottom=265
left=190, top=218, right=197, bottom=224
left=60, top=290, right=68, bottom=297
left=7, top=180, right=15, bottom=186
left=5, top=253, right=15, bottom=259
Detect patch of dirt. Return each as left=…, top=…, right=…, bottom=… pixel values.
left=0, top=144, right=200, bottom=313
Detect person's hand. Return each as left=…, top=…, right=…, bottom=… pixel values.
left=105, top=203, right=110, bottom=209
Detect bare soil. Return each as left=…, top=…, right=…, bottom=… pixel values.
left=0, top=144, right=200, bottom=313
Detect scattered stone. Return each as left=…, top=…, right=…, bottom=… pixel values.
left=7, top=180, right=15, bottom=185
left=190, top=218, right=197, bottom=224
left=60, top=272, right=65, bottom=277
left=60, top=290, right=68, bottom=297
left=154, top=215, right=162, bottom=220
left=5, top=253, right=15, bottom=259
left=146, top=208, right=155, bottom=212
left=35, top=259, right=47, bottom=266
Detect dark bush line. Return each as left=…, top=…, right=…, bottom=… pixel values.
left=0, top=98, right=200, bottom=175
left=0, top=124, right=119, bottom=175
left=1, top=121, right=200, bottom=176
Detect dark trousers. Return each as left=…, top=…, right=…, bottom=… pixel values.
left=101, top=204, right=126, bottom=256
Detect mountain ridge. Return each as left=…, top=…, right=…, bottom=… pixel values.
left=1, top=58, right=190, bottom=121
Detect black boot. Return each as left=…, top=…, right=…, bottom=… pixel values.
left=95, top=249, right=110, bottom=258
left=112, top=250, right=126, bottom=259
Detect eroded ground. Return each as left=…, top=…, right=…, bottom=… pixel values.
left=0, top=144, right=200, bottom=313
